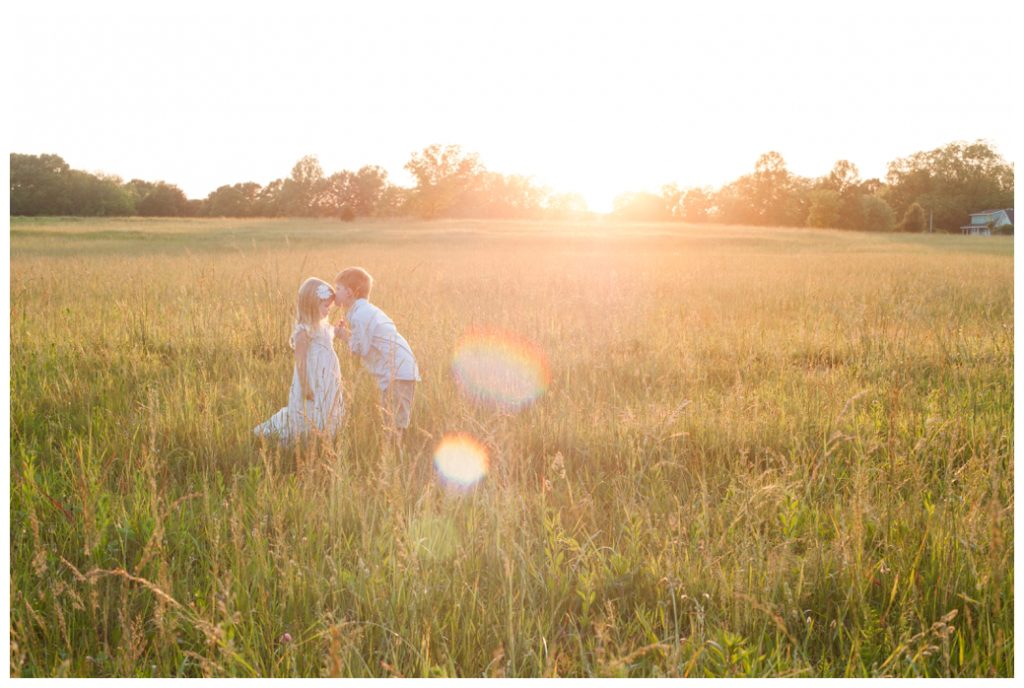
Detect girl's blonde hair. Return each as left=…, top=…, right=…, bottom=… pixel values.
left=290, top=277, right=334, bottom=347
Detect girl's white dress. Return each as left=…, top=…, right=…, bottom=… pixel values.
left=254, top=322, right=344, bottom=443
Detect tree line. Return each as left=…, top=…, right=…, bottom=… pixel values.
left=10, top=140, right=1014, bottom=231
left=645, top=141, right=1014, bottom=233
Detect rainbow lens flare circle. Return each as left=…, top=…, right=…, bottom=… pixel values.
left=452, top=330, right=551, bottom=411
left=433, top=433, right=489, bottom=488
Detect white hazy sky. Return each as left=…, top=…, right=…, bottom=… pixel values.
left=5, top=0, right=1019, bottom=212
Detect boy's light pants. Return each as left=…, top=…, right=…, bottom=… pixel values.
left=381, top=380, right=416, bottom=432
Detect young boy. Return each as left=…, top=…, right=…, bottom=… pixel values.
left=333, top=267, right=420, bottom=437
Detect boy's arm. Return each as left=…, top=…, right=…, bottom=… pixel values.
left=333, top=317, right=350, bottom=343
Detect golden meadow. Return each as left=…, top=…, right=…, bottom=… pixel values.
left=8, top=217, right=1013, bottom=677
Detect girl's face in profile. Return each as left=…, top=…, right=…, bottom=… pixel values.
left=318, top=295, right=333, bottom=319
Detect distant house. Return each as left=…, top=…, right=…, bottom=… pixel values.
left=961, top=208, right=1014, bottom=235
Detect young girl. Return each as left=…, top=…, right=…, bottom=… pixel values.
left=254, top=277, right=344, bottom=443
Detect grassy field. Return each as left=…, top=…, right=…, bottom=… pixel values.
left=8, top=217, right=1013, bottom=677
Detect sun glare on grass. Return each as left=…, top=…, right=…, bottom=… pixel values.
left=434, top=433, right=489, bottom=489
left=452, top=330, right=551, bottom=411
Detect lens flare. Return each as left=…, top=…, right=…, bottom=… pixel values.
left=433, top=433, right=489, bottom=488
left=452, top=330, right=551, bottom=411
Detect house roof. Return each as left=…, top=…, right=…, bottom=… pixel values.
left=968, top=208, right=1014, bottom=225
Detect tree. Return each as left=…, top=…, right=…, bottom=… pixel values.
left=376, top=185, right=412, bottom=217
left=66, top=171, right=134, bottom=216
left=712, top=179, right=755, bottom=224
left=806, top=189, right=842, bottom=228
left=205, top=182, right=261, bottom=216
left=884, top=140, right=1014, bottom=231
left=713, top=152, right=809, bottom=226
left=320, top=170, right=356, bottom=218
left=351, top=166, right=389, bottom=217
left=137, top=182, right=189, bottom=216
left=858, top=195, right=896, bottom=232
left=280, top=155, right=325, bottom=216
left=317, top=165, right=391, bottom=219
left=404, top=144, right=483, bottom=218
left=752, top=152, right=789, bottom=222
left=10, top=153, right=71, bottom=215
left=11, top=154, right=140, bottom=216
left=662, top=184, right=714, bottom=222
left=661, top=184, right=684, bottom=219
left=818, top=160, right=867, bottom=229
left=752, top=152, right=809, bottom=226
left=125, top=179, right=156, bottom=210
left=897, top=202, right=927, bottom=233
left=464, top=172, right=548, bottom=218
left=185, top=199, right=204, bottom=217
left=681, top=187, right=713, bottom=222
left=822, top=160, right=861, bottom=196
left=254, top=179, right=285, bottom=217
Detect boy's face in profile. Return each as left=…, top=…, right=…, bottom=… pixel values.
left=334, top=283, right=355, bottom=310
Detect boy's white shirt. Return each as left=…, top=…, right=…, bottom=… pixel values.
left=345, top=298, right=420, bottom=389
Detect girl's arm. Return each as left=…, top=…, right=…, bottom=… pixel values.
left=294, top=329, right=313, bottom=400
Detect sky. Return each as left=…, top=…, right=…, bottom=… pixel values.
left=5, top=0, right=1019, bottom=212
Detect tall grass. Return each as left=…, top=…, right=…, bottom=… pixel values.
left=9, top=218, right=1013, bottom=676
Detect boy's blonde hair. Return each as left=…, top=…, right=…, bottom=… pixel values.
left=334, top=267, right=373, bottom=300
left=291, top=277, right=334, bottom=347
